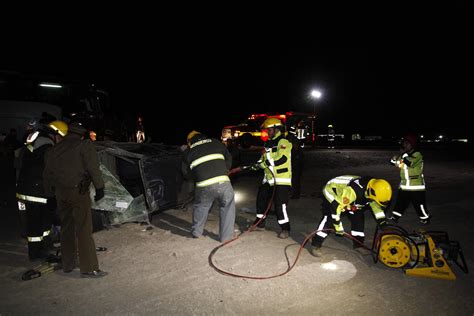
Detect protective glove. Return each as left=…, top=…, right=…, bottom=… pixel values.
left=46, top=197, right=57, bottom=211
left=248, top=163, right=261, bottom=171
left=390, top=156, right=398, bottom=166
left=94, top=188, right=105, bottom=202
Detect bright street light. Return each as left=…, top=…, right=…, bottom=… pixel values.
left=311, top=89, right=322, bottom=99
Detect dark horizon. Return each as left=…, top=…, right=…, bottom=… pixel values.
left=2, top=45, right=473, bottom=145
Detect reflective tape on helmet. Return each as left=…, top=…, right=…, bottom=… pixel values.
left=16, top=193, right=47, bottom=204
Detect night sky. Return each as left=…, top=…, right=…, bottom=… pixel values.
left=3, top=38, right=473, bottom=145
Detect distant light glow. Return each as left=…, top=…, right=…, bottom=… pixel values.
left=321, top=262, right=338, bottom=270
left=39, top=83, right=62, bottom=88
left=311, top=89, right=322, bottom=99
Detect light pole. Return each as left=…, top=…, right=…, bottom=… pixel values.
left=310, top=89, right=322, bottom=144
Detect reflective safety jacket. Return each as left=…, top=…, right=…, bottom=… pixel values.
left=391, top=149, right=425, bottom=191
left=182, top=136, right=232, bottom=188
left=323, top=175, right=386, bottom=233
left=258, top=130, right=292, bottom=186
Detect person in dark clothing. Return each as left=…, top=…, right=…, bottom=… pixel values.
left=16, top=121, right=67, bottom=261
left=287, top=122, right=306, bottom=199
left=43, top=121, right=107, bottom=278
left=182, top=131, right=236, bottom=242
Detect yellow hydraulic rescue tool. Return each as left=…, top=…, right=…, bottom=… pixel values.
left=371, top=225, right=469, bottom=280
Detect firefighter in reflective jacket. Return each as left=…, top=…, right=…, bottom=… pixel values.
left=388, top=133, right=431, bottom=224
left=310, top=175, right=392, bottom=256
left=251, top=118, right=293, bottom=239
left=16, top=120, right=68, bottom=260
left=182, top=131, right=236, bottom=242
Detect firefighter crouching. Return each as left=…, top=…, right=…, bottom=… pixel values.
left=43, top=122, right=107, bottom=277
left=16, top=120, right=68, bottom=261
left=250, top=118, right=293, bottom=239
left=310, top=175, right=392, bottom=256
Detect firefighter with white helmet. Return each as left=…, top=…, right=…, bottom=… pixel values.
left=16, top=120, right=67, bottom=260
left=250, top=117, right=293, bottom=239
left=310, top=175, right=391, bottom=256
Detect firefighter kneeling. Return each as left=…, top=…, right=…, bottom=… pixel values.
left=310, top=175, right=392, bottom=256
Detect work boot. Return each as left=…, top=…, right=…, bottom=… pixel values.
left=309, top=245, right=322, bottom=257
left=277, top=230, right=289, bottom=239
left=81, top=270, right=108, bottom=278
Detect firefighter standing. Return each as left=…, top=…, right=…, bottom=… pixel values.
left=182, top=131, right=236, bottom=242
left=388, top=134, right=431, bottom=224
left=287, top=121, right=307, bottom=199
left=327, top=124, right=335, bottom=149
left=43, top=122, right=107, bottom=277
left=16, top=121, right=67, bottom=261
left=310, top=175, right=391, bottom=256
left=250, top=118, right=292, bottom=239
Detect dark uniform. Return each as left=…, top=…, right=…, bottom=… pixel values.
left=287, top=123, right=306, bottom=199
left=43, top=123, right=105, bottom=274
left=182, top=132, right=235, bottom=242
left=16, top=131, right=55, bottom=260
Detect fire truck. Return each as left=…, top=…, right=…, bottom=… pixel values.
left=221, top=112, right=315, bottom=148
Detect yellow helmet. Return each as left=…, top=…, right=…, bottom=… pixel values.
left=187, top=130, right=201, bottom=143
left=48, top=120, right=68, bottom=137
left=261, top=118, right=283, bottom=129
left=367, top=179, right=392, bottom=207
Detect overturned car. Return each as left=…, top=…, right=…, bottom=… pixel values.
left=89, top=142, right=193, bottom=229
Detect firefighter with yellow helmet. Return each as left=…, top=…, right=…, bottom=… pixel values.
left=182, top=130, right=236, bottom=242
left=250, top=118, right=293, bottom=239
left=310, top=175, right=392, bottom=256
